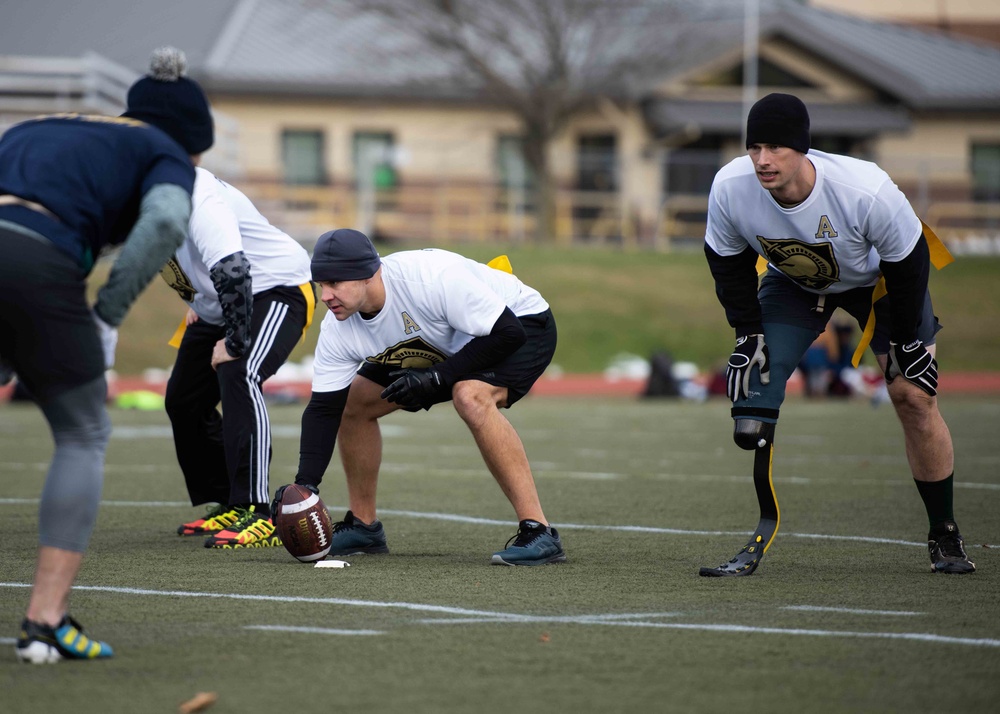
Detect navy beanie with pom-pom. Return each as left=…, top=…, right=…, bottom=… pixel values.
left=123, top=47, right=214, bottom=154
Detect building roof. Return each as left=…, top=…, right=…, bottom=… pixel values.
left=644, top=99, right=913, bottom=138
left=2, top=0, right=999, bottom=109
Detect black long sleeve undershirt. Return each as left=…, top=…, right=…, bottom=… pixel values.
left=295, top=387, right=349, bottom=489
left=879, top=234, right=931, bottom=345
left=704, top=243, right=763, bottom=337
left=434, top=307, right=527, bottom=385
left=294, top=309, right=526, bottom=488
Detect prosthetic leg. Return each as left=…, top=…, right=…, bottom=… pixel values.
left=699, top=421, right=780, bottom=577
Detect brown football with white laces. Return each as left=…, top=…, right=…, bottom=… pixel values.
left=275, top=485, right=333, bottom=562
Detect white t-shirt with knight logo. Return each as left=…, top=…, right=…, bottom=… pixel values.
left=705, top=149, right=922, bottom=294
left=161, top=167, right=312, bottom=324
left=312, top=248, right=549, bottom=392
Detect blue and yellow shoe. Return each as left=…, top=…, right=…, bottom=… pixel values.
left=491, top=520, right=566, bottom=566
left=15, top=615, right=114, bottom=663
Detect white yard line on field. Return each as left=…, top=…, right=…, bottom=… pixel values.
left=0, top=499, right=997, bottom=548
left=245, top=625, right=384, bottom=636
left=782, top=605, right=925, bottom=616
left=1, top=583, right=996, bottom=649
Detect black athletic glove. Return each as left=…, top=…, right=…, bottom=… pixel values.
left=886, top=339, right=938, bottom=397
left=380, top=368, right=444, bottom=409
left=726, top=334, right=770, bottom=403
left=270, top=482, right=319, bottom=521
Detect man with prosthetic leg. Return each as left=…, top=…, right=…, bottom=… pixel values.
left=700, top=93, right=974, bottom=577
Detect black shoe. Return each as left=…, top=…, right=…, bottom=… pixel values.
left=928, top=522, right=976, bottom=574
left=329, top=510, right=389, bottom=555
left=491, top=520, right=566, bottom=566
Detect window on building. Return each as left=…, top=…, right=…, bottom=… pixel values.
left=971, top=143, right=1000, bottom=202
left=352, top=132, right=397, bottom=189
left=577, top=134, right=618, bottom=191
left=281, top=129, right=326, bottom=185
left=664, top=136, right=721, bottom=196
left=496, top=135, right=535, bottom=189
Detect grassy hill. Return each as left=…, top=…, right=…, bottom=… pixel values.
left=100, top=247, right=1000, bottom=376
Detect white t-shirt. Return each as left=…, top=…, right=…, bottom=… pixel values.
left=312, top=249, right=549, bottom=392
left=160, top=167, right=312, bottom=324
left=705, top=149, right=922, bottom=294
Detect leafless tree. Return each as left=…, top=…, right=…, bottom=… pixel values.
left=346, top=0, right=700, bottom=242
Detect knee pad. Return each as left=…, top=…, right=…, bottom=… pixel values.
left=733, top=419, right=775, bottom=451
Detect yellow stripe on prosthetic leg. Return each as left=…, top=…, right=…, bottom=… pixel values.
left=753, top=443, right=780, bottom=554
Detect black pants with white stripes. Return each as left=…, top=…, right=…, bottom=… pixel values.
left=165, top=286, right=308, bottom=509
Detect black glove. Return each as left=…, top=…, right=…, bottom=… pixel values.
left=270, top=482, right=319, bottom=521
left=726, top=334, right=770, bottom=402
left=380, top=368, right=444, bottom=409
left=886, top=339, right=938, bottom=397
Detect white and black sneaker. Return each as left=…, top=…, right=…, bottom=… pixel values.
left=928, top=522, right=976, bottom=574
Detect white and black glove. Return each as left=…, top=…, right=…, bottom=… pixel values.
left=726, top=334, right=770, bottom=403
left=886, top=339, right=938, bottom=397
left=93, top=313, right=119, bottom=370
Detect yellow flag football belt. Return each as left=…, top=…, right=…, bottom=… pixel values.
left=753, top=224, right=953, bottom=368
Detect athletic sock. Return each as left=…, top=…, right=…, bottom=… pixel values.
left=914, top=473, right=955, bottom=529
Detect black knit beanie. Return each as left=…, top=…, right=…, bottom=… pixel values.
left=746, top=93, right=810, bottom=153
left=311, top=229, right=381, bottom=282
left=123, top=47, right=214, bottom=155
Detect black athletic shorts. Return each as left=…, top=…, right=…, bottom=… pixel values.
left=759, top=270, right=941, bottom=355
left=0, top=227, right=104, bottom=401
left=358, top=308, right=557, bottom=409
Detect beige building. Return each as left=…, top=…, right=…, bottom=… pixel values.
left=2, top=0, right=999, bottom=249
left=812, top=0, right=1000, bottom=45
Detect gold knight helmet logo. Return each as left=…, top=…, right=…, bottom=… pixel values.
left=160, top=258, right=196, bottom=302
left=756, top=236, right=840, bottom=290
left=366, top=336, right=446, bottom=370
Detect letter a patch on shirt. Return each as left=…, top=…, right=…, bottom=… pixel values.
left=401, top=311, right=421, bottom=334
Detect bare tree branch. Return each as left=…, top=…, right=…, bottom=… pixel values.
left=339, top=0, right=698, bottom=239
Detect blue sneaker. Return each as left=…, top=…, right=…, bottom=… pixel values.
left=491, top=520, right=566, bottom=566
left=15, top=615, right=114, bottom=663
left=329, top=510, right=389, bottom=555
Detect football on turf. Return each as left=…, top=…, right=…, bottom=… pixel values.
left=275, top=485, right=333, bottom=562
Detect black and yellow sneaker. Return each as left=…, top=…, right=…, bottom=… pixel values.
left=177, top=504, right=241, bottom=536
left=15, top=615, right=113, bottom=664
left=204, top=506, right=282, bottom=549
left=929, top=522, right=976, bottom=574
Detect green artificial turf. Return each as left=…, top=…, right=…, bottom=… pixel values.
left=2, top=394, right=998, bottom=713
